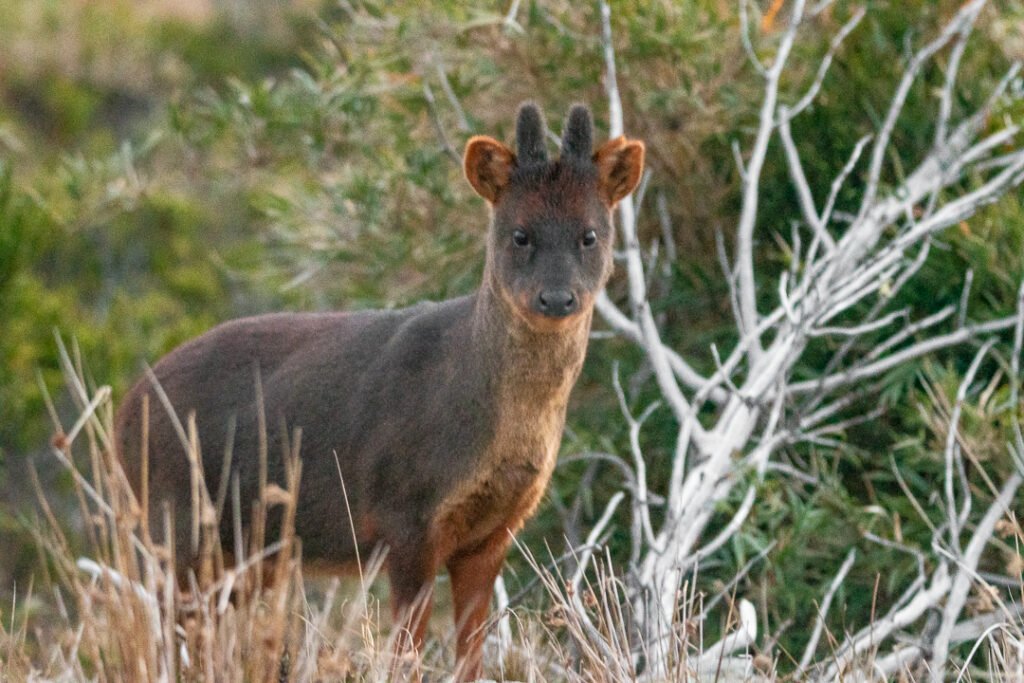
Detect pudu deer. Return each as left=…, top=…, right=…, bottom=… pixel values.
left=115, top=101, right=644, bottom=680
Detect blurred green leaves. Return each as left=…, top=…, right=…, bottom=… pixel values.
left=0, top=0, right=1022, bottom=668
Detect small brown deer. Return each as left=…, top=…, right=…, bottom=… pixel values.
left=115, top=101, right=643, bottom=680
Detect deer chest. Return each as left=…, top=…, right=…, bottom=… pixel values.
left=430, top=403, right=567, bottom=554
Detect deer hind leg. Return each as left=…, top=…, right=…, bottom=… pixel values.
left=446, top=529, right=513, bottom=682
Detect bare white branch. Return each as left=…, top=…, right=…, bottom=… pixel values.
left=1011, top=281, right=1024, bottom=458
left=790, top=313, right=1019, bottom=395
left=943, top=340, right=994, bottom=549
left=929, top=470, right=1024, bottom=680
left=819, top=565, right=952, bottom=681
left=600, top=0, right=709, bottom=441
left=809, top=307, right=908, bottom=338
left=502, top=0, right=523, bottom=33
left=422, top=82, right=462, bottom=164
left=858, top=0, right=987, bottom=220
left=581, top=4, right=1024, bottom=676
left=734, top=0, right=807, bottom=359
left=697, top=598, right=758, bottom=670
left=863, top=304, right=955, bottom=365
left=595, top=292, right=724, bottom=403
left=731, top=138, right=747, bottom=181
left=864, top=603, right=1024, bottom=681
left=738, top=0, right=766, bottom=77
left=787, top=6, right=866, bottom=118
left=570, top=492, right=625, bottom=590
left=957, top=268, right=974, bottom=328
left=820, top=133, right=871, bottom=230
left=796, top=548, right=856, bottom=676
left=612, top=366, right=660, bottom=552
left=433, top=57, right=470, bottom=132
left=933, top=9, right=975, bottom=153
left=778, top=108, right=835, bottom=252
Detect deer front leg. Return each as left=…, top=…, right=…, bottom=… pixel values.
left=446, top=529, right=512, bottom=682
left=387, top=541, right=439, bottom=680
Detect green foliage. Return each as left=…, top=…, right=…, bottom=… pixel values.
left=1, top=0, right=1023, bottom=672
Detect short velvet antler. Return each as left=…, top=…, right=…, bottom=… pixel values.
left=515, top=102, right=548, bottom=166
left=560, top=104, right=593, bottom=161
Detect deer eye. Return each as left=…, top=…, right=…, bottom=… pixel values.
left=512, top=228, right=530, bottom=247
left=582, top=229, right=598, bottom=247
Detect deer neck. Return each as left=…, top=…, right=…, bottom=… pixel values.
left=471, top=268, right=592, bottom=407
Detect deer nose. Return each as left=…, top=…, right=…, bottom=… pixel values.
left=537, top=289, right=577, bottom=317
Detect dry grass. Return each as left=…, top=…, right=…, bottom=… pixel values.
left=2, top=346, right=1022, bottom=682
left=0, top=338, right=711, bottom=681
left=5, top=360, right=399, bottom=681
left=0, top=345, right=576, bottom=682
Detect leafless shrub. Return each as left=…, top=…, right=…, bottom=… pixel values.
left=560, top=0, right=1024, bottom=678
left=14, top=336, right=422, bottom=682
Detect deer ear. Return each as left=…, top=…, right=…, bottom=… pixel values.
left=593, top=137, right=645, bottom=206
left=464, top=136, right=516, bottom=203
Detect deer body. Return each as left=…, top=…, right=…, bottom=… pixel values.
left=115, top=102, right=643, bottom=680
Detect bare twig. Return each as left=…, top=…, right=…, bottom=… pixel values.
left=858, top=0, right=986, bottom=221
left=778, top=107, right=835, bottom=252
left=734, top=0, right=807, bottom=356
left=790, top=314, right=1019, bottom=395
left=738, top=0, right=766, bottom=76
left=595, top=292, right=724, bottom=404
left=928, top=472, right=1024, bottom=680
left=433, top=56, right=470, bottom=132
left=422, top=82, right=461, bottom=164
left=787, top=6, right=866, bottom=117
left=599, top=0, right=706, bottom=440
left=796, top=548, right=856, bottom=676
left=943, top=340, right=995, bottom=549
left=578, top=4, right=1024, bottom=676
left=697, top=598, right=757, bottom=669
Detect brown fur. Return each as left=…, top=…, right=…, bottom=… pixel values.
left=594, top=136, right=646, bottom=205
left=114, top=102, right=643, bottom=681
left=464, top=136, right=516, bottom=202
